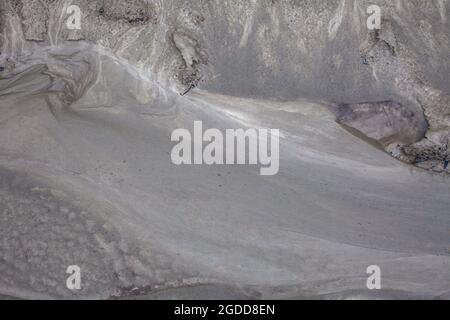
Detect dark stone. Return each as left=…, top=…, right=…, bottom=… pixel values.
left=336, top=101, right=427, bottom=146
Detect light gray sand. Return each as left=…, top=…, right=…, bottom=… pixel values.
left=0, top=1, right=449, bottom=300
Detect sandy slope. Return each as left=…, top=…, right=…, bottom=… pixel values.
left=0, top=43, right=449, bottom=299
